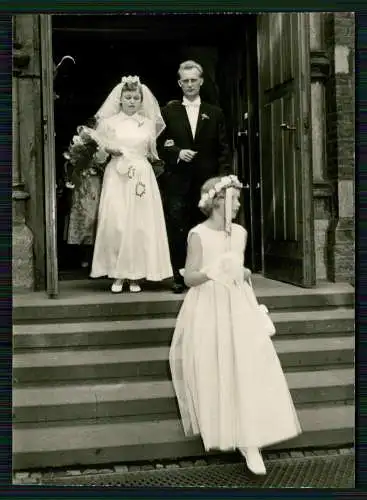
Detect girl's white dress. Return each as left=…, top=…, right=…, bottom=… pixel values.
left=169, top=223, right=302, bottom=451
left=90, top=112, right=173, bottom=281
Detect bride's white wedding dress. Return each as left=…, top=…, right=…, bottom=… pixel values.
left=90, top=111, right=173, bottom=281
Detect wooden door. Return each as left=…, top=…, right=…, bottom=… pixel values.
left=217, top=37, right=262, bottom=272
left=244, top=17, right=262, bottom=272
left=233, top=46, right=262, bottom=273
left=257, top=13, right=315, bottom=287
left=40, top=14, right=59, bottom=297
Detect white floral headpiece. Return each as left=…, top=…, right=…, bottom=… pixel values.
left=198, top=175, right=243, bottom=209
left=121, top=75, right=141, bottom=87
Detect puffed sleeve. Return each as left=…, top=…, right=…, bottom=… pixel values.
left=94, top=117, right=118, bottom=151
left=147, top=119, right=160, bottom=161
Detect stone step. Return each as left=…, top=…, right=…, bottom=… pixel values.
left=13, top=309, right=355, bottom=351
left=12, top=404, right=354, bottom=470
left=13, top=368, right=354, bottom=424
left=13, top=337, right=354, bottom=384
left=13, top=284, right=354, bottom=324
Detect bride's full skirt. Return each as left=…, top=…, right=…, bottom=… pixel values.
left=91, top=156, right=173, bottom=281
left=169, top=280, right=302, bottom=451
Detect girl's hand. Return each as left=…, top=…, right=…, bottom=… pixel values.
left=243, top=267, right=252, bottom=281
left=202, top=261, right=233, bottom=288
left=216, top=253, right=242, bottom=279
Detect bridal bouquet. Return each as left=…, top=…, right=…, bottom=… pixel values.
left=63, top=125, right=109, bottom=190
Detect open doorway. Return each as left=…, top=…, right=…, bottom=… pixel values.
left=52, top=13, right=262, bottom=280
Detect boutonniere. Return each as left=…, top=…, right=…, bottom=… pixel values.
left=201, top=113, right=210, bottom=121
left=164, top=139, right=175, bottom=147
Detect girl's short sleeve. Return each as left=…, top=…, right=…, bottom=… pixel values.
left=233, top=224, right=248, bottom=253
left=187, top=226, right=201, bottom=244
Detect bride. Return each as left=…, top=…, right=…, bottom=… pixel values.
left=90, top=75, right=173, bottom=293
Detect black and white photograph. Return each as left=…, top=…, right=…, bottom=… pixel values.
left=12, top=11, right=355, bottom=488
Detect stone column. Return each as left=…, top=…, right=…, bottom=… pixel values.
left=325, top=12, right=355, bottom=283
left=309, top=12, right=332, bottom=282
left=13, top=14, right=46, bottom=290
left=12, top=40, right=34, bottom=291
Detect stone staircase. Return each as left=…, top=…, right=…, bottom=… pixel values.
left=12, top=277, right=355, bottom=470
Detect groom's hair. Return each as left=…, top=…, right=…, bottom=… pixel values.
left=178, top=60, right=203, bottom=79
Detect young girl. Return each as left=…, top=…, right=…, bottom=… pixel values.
left=169, top=175, right=302, bottom=475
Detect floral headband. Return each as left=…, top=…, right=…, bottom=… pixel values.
left=198, top=175, right=243, bottom=209
left=121, top=75, right=141, bottom=87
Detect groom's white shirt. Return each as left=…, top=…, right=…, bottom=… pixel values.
left=182, top=96, right=201, bottom=137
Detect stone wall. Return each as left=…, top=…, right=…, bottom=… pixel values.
left=324, top=12, right=355, bottom=283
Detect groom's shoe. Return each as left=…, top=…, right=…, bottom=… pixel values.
left=172, top=282, right=185, bottom=294
left=172, top=276, right=186, bottom=294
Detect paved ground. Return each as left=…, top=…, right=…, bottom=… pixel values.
left=13, top=447, right=354, bottom=488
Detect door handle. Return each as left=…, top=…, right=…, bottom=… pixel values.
left=280, top=123, right=296, bottom=131
left=237, top=130, right=248, bottom=137
left=256, top=182, right=260, bottom=189
left=243, top=183, right=250, bottom=189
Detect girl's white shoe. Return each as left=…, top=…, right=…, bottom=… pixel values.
left=111, top=280, right=123, bottom=293
left=239, top=447, right=266, bottom=475
left=129, top=282, right=141, bottom=293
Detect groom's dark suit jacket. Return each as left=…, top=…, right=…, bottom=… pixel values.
left=158, top=100, right=232, bottom=202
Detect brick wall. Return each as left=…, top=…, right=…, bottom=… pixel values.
left=324, top=12, right=355, bottom=283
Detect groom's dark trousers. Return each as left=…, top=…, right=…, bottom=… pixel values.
left=158, top=100, right=232, bottom=283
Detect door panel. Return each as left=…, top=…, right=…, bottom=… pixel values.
left=257, top=13, right=315, bottom=287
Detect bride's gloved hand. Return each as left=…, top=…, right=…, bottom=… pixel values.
left=147, top=152, right=156, bottom=163
left=106, top=147, right=123, bottom=157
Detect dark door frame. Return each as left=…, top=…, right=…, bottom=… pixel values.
left=41, top=14, right=59, bottom=297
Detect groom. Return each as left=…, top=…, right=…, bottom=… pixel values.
left=158, top=60, right=232, bottom=293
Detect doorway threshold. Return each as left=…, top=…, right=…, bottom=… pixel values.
left=13, top=275, right=354, bottom=307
